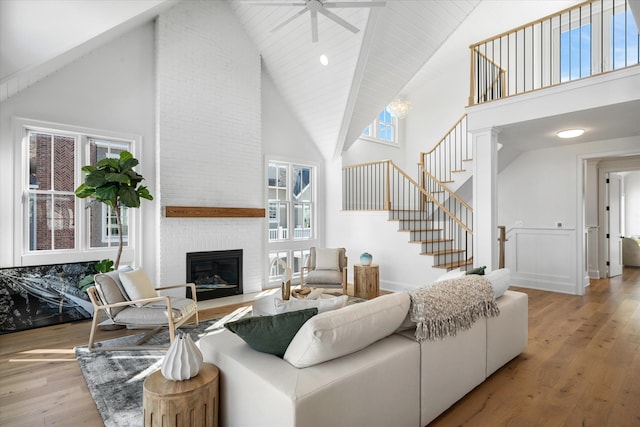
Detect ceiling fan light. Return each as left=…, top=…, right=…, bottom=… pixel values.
left=557, top=129, right=584, bottom=139
left=320, top=54, right=329, bottom=66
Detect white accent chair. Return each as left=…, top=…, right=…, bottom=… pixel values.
left=300, top=247, right=348, bottom=294
left=87, top=269, right=199, bottom=351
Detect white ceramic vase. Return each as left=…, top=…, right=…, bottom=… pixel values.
left=160, top=333, right=203, bottom=381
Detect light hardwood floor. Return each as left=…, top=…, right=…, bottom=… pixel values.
left=1, top=269, right=638, bottom=426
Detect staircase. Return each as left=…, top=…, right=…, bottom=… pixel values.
left=342, top=121, right=473, bottom=271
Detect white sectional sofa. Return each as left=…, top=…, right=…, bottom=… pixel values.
left=198, top=289, right=528, bottom=427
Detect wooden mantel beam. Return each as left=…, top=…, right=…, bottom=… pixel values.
left=165, top=206, right=266, bottom=218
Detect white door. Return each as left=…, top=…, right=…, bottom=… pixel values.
left=607, top=173, right=623, bottom=277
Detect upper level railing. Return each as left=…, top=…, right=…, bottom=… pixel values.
left=470, top=0, right=639, bottom=105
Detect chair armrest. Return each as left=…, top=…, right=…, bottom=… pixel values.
left=155, top=283, right=198, bottom=303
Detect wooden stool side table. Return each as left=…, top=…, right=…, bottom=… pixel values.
left=354, top=264, right=380, bottom=299
left=143, top=363, right=219, bottom=427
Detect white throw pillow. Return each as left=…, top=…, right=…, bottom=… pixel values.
left=283, top=292, right=410, bottom=368
left=119, top=268, right=157, bottom=306
left=485, top=268, right=510, bottom=298
left=433, top=269, right=465, bottom=283
left=273, top=295, right=348, bottom=314
left=315, top=248, right=340, bottom=270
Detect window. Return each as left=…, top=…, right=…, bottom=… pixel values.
left=267, top=160, right=315, bottom=286
left=560, top=22, right=591, bottom=81
left=611, top=10, right=639, bottom=69
left=268, top=162, right=314, bottom=242
left=17, top=119, right=139, bottom=265
left=361, top=106, right=399, bottom=145
left=559, top=7, right=639, bottom=82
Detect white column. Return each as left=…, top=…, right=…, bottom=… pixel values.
left=472, top=127, right=500, bottom=270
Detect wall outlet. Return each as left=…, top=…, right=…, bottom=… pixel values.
left=556, top=222, right=563, bottom=228
left=515, top=220, right=523, bottom=227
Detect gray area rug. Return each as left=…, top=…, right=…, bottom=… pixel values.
left=75, top=312, right=243, bottom=427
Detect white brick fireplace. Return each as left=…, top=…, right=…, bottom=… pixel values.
left=156, top=0, right=264, bottom=294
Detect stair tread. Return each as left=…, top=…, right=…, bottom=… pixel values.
left=451, top=169, right=466, bottom=173
left=425, top=249, right=466, bottom=256
left=433, top=259, right=473, bottom=269
left=462, top=158, right=473, bottom=162
left=410, top=238, right=454, bottom=244
left=405, top=228, right=443, bottom=232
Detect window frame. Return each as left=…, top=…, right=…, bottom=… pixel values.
left=13, top=117, right=142, bottom=267
left=359, top=106, right=402, bottom=147
left=266, top=157, right=318, bottom=288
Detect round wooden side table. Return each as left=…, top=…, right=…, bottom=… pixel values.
left=143, top=363, right=219, bottom=427
left=354, top=263, right=380, bottom=299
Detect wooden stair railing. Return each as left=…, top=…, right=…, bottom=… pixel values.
left=419, top=114, right=471, bottom=186
left=342, top=160, right=473, bottom=270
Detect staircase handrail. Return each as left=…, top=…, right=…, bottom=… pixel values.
left=420, top=167, right=473, bottom=213
left=343, top=160, right=472, bottom=234
left=419, top=114, right=468, bottom=158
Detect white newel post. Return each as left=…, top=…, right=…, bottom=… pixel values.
left=472, top=127, right=500, bottom=271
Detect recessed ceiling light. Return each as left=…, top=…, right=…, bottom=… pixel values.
left=319, top=54, right=328, bottom=66
left=557, top=129, right=584, bottom=139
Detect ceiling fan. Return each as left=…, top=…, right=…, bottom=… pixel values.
left=243, top=0, right=386, bottom=43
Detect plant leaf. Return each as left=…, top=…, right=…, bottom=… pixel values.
left=85, top=170, right=107, bottom=187
left=118, top=186, right=140, bottom=208
left=74, top=183, right=95, bottom=198
left=95, top=184, right=118, bottom=203
left=105, top=172, right=130, bottom=184
left=137, top=186, right=154, bottom=200
left=120, top=151, right=134, bottom=162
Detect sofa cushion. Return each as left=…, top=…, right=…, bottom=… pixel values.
left=433, top=269, right=465, bottom=283
left=283, top=292, right=410, bottom=368
left=225, top=308, right=318, bottom=358
left=274, top=295, right=348, bottom=314
left=119, top=268, right=157, bottom=307
left=305, top=269, right=342, bottom=285
left=465, top=266, right=486, bottom=275
left=485, top=268, right=510, bottom=298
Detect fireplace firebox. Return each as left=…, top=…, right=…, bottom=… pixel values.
left=186, top=250, right=243, bottom=301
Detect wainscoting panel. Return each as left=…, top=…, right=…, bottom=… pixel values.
left=505, top=228, right=577, bottom=294
left=586, top=226, right=600, bottom=279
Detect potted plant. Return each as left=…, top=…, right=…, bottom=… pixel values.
left=75, top=151, right=153, bottom=270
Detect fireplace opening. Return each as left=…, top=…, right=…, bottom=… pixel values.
left=186, top=250, right=242, bottom=301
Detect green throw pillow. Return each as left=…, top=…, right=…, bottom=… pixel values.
left=466, top=266, right=486, bottom=275
left=224, top=308, right=318, bottom=357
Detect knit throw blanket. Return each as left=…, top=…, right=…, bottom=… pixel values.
left=410, top=275, right=500, bottom=341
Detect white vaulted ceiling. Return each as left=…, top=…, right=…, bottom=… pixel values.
left=229, top=0, right=479, bottom=158
left=0, top=0, right=479, bottom=158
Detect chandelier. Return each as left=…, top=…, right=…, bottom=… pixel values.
left=387, top=98, right=412, bottom=119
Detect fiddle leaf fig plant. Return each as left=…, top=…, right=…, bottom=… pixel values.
left=75, top=151, right=153, bottom=269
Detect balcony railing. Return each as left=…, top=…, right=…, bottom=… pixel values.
left=470, top=0, right=639, bottom=105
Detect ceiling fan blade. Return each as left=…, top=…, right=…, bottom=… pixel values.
left=310, top=10, right=319, bottom=43
left=323, top=1, right=386, bottom=8
left=270, top=8, right=309, bottom=33
left=317, top=7, right=359, bottom=33
left=240, top=1, right=307, bottom=5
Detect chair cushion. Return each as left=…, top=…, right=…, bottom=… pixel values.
left=305, top=269, right=342, bottom=285
left=315, top=248, right=340, bottom=270
left=224, top=308, right=318, bottom=358
left=113, top=297, right=197, bottom=326
left=119, top=268, right=157, bottom=306
left=94, top=273, right=128, bottom=318
left=283, top=292, right=410, bottom=368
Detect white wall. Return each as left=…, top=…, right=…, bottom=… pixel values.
left=156, top=0, right=264, bottom=293
left=500, top=136, right=640, bottom=292
left=625, top=171, right=640, bottom=237
left=329, top=1, right=579, bottom=291
left=0, top=22, right=156, bottom=273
